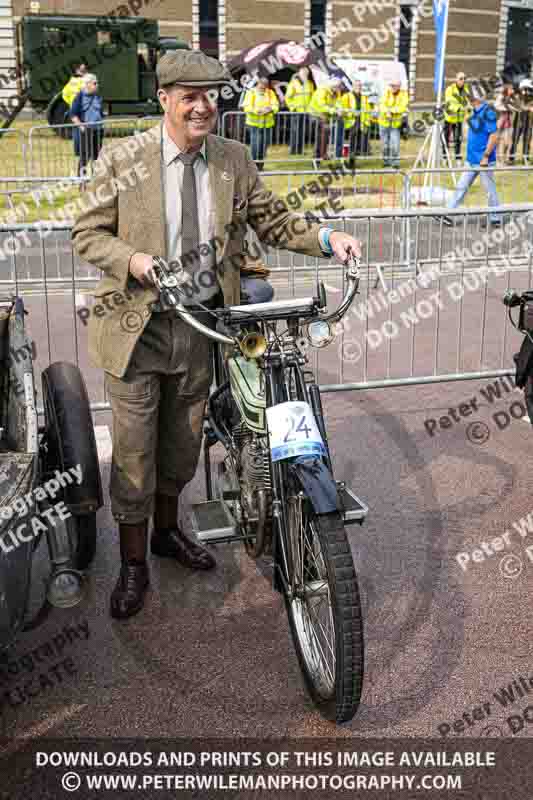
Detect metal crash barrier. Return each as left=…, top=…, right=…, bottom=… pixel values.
left=221, top=109, right=414, bottom=166
left=260, top=166, right=409, bottom=221
left=0, top=205, right=531, bottom=415
left=25, top=116, right=160, bottom=181
left=0, top=128, right=30, bottom=186
left=0, top=109, right=478, bottom=188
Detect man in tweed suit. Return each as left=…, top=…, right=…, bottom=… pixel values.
left=72, top=50, right=361, bottom=619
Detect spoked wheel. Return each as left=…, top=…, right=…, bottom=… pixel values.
left=283, top=483, right=364, bottom=723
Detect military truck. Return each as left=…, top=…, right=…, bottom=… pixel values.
left=11, top=14, right=189, bottom=128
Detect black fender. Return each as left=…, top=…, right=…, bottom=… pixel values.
left=288, top=456, right=339, bottom=515
left=41, top=362, right=103, bottom=515
left=272, top=455, right=339, bottom=594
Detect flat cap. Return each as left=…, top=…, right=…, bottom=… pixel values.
left=156, top=50, right=231, bottom=88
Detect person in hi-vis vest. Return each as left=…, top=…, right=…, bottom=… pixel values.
left=285, top=66, right=314, bottom=155
left=243, top=75, right=279, bottom=171
left=443, top=72, right=470, bottom=160
left=378, top=80, right=409, bottom=168
left=308, top=78, right=343, bottom=162
left=334, top=85, right=358, bottom=159
left=348, top=80, right=373, bottom=161
left=62, top=63, right=88, bottom=107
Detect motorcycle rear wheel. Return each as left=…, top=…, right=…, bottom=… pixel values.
left=283, top=481, right=364, bottom=723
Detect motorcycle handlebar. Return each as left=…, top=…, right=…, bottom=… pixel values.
left=150, top=254, right=360, bottom=348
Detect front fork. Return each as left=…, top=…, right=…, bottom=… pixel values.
left=267, top=363, right=336, bottom=594
left=308, top=382, right=333, bottom=475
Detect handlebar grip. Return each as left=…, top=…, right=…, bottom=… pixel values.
left=317, top=281, right=327, bottom=310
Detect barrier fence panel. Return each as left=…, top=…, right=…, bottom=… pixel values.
left=222, top=110, right=321, bottom=161
left=261, top=167, right=409, bottom=214
left=222, top=110, right=422, bottom=167
left=314, top=205, right=533, bottom=393
left=27, top=117, right=160, bottom=180
left=1, top=205, right=531, bottom=415
left=0, top=128, right=28, bottom=187
left=4, top=108, right=533, bottom=183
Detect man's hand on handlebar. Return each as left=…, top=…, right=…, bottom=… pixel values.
left=129, top=252, right=157, bottom=287
left=329, top=232, right=362, bottom=264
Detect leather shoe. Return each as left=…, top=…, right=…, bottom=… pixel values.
left=151, top=527, right=216, bottom=570
left=110, top=561, right=149, bottom=619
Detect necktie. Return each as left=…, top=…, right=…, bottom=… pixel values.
left=177, top=151, right=200, bottom=275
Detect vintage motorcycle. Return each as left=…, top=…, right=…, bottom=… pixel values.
left=152, top=255, right=368, bottom=723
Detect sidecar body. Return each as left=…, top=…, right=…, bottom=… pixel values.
left=0, top=295, right=103, bottom=652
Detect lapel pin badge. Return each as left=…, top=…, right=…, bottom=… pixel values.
left=221, top=171, right=231, bottom=181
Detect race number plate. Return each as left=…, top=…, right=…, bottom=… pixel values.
left=266, top=401, right=325, bottom=462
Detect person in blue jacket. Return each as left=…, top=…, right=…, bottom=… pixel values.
left=439, top=83, right=502, bottom=227
left=70, top=73, right=104, bottom=184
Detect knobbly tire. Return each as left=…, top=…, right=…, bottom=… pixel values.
left=283, top=482, right=364, bottom=723
left=41, top=361, right=103, bottom=570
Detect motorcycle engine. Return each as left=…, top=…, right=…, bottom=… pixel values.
left=237, top=423, right=271, bottom=492
left=228, top=420, right=272, bottom=555
left=212, top=382, right=272, bottom=555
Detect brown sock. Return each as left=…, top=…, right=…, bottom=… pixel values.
left=154, top=493, right=179, bottom=533
left=119, top=521, right=148, bottom=565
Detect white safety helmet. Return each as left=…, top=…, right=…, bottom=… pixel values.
left=519, top=78, right=533, bottom=91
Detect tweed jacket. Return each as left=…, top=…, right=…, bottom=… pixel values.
left=71, top=123, right=326, bottom=377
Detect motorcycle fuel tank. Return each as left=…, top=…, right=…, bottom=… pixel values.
left=227, top=355, right=266, bottom=434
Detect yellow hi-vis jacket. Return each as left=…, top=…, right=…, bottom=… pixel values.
left=308, top=86, right=339, bottom=118
left=335, top=92, right=358, bottom=130
left=243, top=88, right=279, bottom=128
left=62, top=76, right=84, bottom=107
left=363, top=98, right=377, bottom=129
left=378, top=88, right=409, bottom=128
left=285, top=77, right=314, bottom=112
left=444, top=82, right=470, bottom=123
left=337, top=92, right=373, bottom=130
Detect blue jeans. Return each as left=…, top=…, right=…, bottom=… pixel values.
left=447, top=163, right=501, bottom=222
left=290, top=114, right=306, bottom=154
left=379, top=125, right=401, bottom=166
left=240, top=276, right=274, bottom=304
left=248, top=126, right=271, bottom=164
left=335, top=118, right=345, bottom=158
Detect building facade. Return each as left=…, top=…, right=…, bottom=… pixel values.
left=2, top=0, right=533, bottom=108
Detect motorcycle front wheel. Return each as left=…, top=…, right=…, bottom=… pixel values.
left=283, top=479, right=364, bottom=723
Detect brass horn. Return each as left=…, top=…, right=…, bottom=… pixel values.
left=239, top=331, right=267, bottom=359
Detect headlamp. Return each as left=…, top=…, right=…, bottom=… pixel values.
left=306, top=319, right=333, bottom=348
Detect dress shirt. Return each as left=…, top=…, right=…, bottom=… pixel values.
left=153, top=124, right=218, bottom=309
left=151, top=123, right=335, bottom=310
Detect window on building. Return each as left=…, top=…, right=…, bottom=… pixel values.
left=505, top=8, right=533, bottom=81
left=200, top=0, right=218, bottom=58
left=310, top=0, right=326, bottom=51
left=399, top=5, right=413, bottom=74
left=41, top=27, right=63, bottom=49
